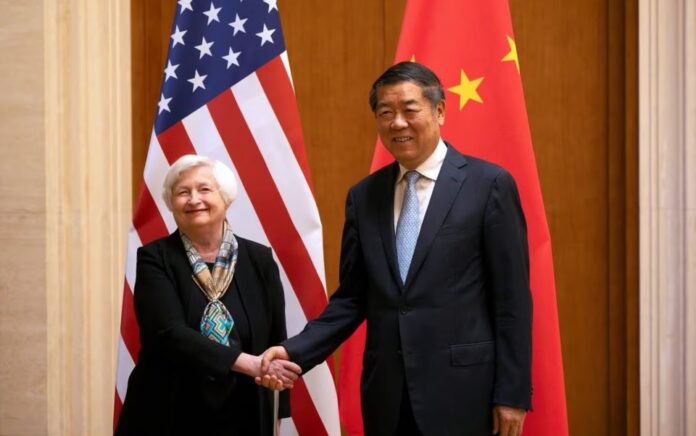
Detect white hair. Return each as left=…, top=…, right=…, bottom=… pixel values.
left=162, top=155, right=238, bottom=210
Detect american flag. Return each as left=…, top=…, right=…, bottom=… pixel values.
left=114, top=1, right=340, bottom=434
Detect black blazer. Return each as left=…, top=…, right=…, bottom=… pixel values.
left=116, top=232, right=289, bottom=436
left=283, top=145, right=532, bottom=435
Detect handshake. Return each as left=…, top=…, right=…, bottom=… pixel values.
left=249, top=346, right=301, bottom=391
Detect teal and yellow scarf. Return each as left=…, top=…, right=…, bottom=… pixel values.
left=180, top=221, right=238, bottom=346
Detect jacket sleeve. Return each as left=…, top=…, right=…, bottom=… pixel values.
left=283, top=188, right=368, bottom=372
left=133, top=244, right=240, bottom=378
left=483, top=169, right=533, bottom=410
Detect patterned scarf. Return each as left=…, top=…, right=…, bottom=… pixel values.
left=180, top=221, right=238, bottom=346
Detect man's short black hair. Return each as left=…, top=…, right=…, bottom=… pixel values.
left=369, top=61, right=445, bottom=112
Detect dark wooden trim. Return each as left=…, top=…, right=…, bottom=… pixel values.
left=130, top=1, right=176, bottom=206
left=624, top=0, right=640, bottom=433
left=607, top=0, right=639, bottom=434
left=608, top=0, right=627, bottom=433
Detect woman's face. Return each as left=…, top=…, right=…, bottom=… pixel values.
left=171, top=165, right=228, bottom=234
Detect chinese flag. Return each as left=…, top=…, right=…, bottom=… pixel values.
left=338, top=0, right=569, bottom=435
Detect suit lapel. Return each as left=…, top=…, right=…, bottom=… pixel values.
left=166, top=232, right=209, bottom=324
left=404, top=146, right=468, bottom=289
left=376, top=162, right=403, bottom=289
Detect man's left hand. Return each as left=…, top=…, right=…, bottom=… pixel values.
left=492, top=405, right=526, bottom=436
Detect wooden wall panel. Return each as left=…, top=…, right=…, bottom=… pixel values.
left=279, top=0, right=405, bottom=290
left=509, top=0, right=610, bottom=432
left=509, top=0, right=638, bottom=434
left=131, top=1, right=637, bottom=434
left=131, top=0, right=176, bottom=198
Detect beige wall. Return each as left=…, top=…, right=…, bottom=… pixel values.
left=639, top=0, right=696, bottom=434
left=0, top=1, right=131, bottom=434
left=0, top=1, right=47, bottom=434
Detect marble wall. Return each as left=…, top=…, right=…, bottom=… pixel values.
left=0, top=0, right=131, bottom=434
left=639, top=0, right=696, bottom=434
left=0, top=1, right=47, bottom=434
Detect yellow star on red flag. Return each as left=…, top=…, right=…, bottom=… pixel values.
left=502, top=35, right=520, bottom=73
left=448, top=70, right=484, bottom=110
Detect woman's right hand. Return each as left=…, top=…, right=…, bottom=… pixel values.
left=233, top=352, right=301, bottom=390
left=254, top=346, right=302, bottom=390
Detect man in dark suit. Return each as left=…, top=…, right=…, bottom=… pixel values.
left=260, top=62, right=532, bottom=436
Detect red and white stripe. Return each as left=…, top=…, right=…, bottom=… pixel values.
left=115, top=54, right=340, bottom=436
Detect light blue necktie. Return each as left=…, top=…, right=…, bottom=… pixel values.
left=396, top=171, right=420, bottom=283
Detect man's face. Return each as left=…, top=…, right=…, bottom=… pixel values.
left=374, top=81, right=445, bottom=169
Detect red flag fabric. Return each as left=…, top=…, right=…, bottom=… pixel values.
left=114, top=1, right=340, bottom=435
left=338, top=1, right=568, bottom=434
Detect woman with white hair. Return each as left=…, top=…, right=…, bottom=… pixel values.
left=116, top=155, right=299, bottom=435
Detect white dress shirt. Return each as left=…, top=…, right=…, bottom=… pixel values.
left=393, top=139, right=447, bottom=231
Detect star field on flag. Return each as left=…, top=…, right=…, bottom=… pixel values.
left=156, top=0, right=285, bottom=135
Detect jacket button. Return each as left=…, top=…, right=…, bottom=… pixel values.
left=400, top=306, right=408, bottom=315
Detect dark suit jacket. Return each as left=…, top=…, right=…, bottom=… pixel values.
left=116, top=232, right=289, bottom=436
left=283, top=145, right=532, bottom=435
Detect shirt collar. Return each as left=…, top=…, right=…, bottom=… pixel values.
left=397, top=139, right=447, bottom=183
